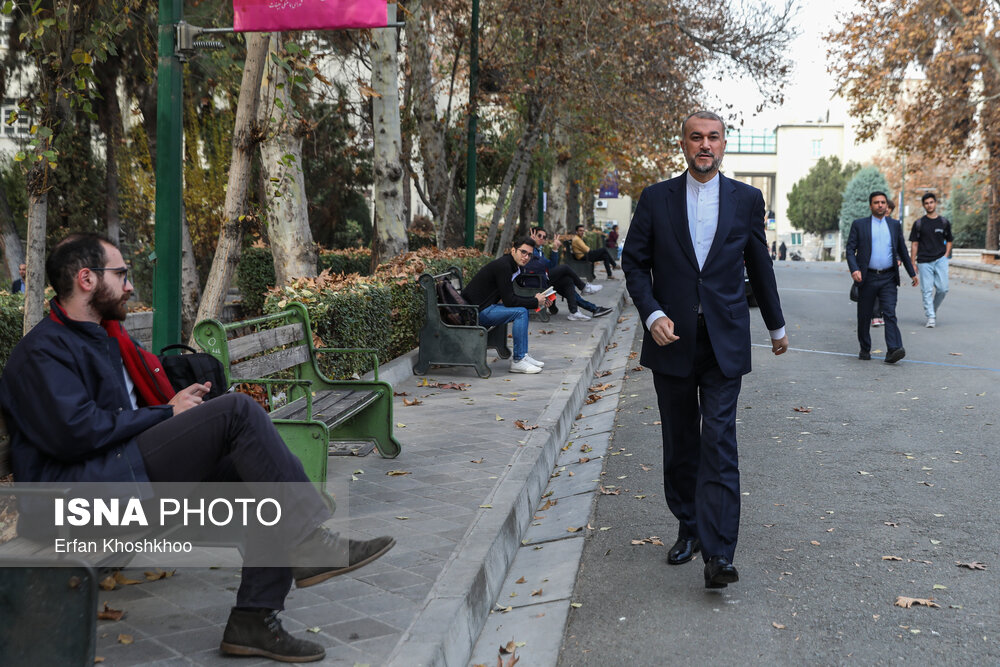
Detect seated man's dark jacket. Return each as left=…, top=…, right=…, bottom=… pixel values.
left=462, top=254, right=539, bottom=311
left=0, top=302, right=173, bottom=488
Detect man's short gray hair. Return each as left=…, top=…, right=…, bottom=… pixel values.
left=681, top=111, right=726, bottom=138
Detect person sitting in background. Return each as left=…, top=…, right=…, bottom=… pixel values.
left=461, top=236, right=548, bottom=374
left=11, top=263, right=26, bottom=293
left=572, top=224, right=618, bottom=279
left=525, top=227, right=610, bottom=321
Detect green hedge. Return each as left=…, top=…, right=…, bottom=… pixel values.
left=236, top=246, right=277, bottom=316
left=318, top=248, right=372, bottom=276
left=0, top=294, right=23, bottom=370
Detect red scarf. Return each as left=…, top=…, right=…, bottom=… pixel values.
left=48, top=300, right=175, bottom=407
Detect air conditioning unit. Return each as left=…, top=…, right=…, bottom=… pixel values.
left=595, top=200, right=608, bottom=210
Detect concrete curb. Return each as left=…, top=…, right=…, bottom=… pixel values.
left=385, top=284, right=628, bottom=667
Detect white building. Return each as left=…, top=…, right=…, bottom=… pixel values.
left=722, top=98, right=888, bottom=260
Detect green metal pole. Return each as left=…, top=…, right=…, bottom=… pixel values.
left=537, top=177, right=544, bottom=227
left=464, top=0, right=479, bottom=247
left=153, top=0, right=184, bottom=351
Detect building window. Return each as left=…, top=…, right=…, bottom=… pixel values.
left=790, top=233, right=803, bottom=246
left=730, top=129, right=776, bottom=154
left=811, top=139, right=823, bottom=158
left=1, top=99, right=30, bottom=139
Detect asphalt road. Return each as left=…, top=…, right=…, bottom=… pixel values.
left=559, top=261, right=1000, bottom=665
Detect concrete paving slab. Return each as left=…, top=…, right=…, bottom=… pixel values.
left=468, top=600, right=571, bottom=667
left=545, top=456, right=607, bottom=501
left=569, top=410, right=616, bottom=437
left=556, top=432, right=612, bottom=467
left=522, top=492, right=595, bottom=545
left=496, top=535, right=585, bottom=609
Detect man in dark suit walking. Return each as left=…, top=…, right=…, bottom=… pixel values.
left=622, top=111, right=788, bottom=589
left=845, top=191, right=918, bottom=363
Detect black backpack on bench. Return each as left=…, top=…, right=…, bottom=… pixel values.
left=159, top=344, right=229, bottom=400
left=436, top=279, right=477, bottom=326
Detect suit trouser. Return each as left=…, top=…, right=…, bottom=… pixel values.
left=652, top=317, right=743, bottom=561
left=584, top=248, right=616, bottom=276
left=857, top=271, right=901, bottom=352
left=136, top=392, right=332, bottom=610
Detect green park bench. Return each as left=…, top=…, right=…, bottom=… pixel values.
left=413, top=267, right=511, bottom=379
left=561, top=239, right=596, bottom=282
left=193, top=301, right=401, bottom=486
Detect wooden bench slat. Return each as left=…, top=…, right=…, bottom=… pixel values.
left=227, top=323, right=305, bottom=362
left=231, top=345, right=311, bottom=380
left=270, top=389, right=379, bottom=428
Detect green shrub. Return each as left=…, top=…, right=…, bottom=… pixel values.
left=237, top=246, right=277, bottom=316
left=318, top=248, right=372, bottom=276
left=0, top=294, right=23, bottom=370
left=407, top=229, right=436, bottom=249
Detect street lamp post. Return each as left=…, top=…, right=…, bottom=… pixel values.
left=464, top=0, right=480, bottom=247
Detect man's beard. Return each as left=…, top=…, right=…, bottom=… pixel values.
left=688, top=152, right=721, bottom=174
left=90, top=278, right=128, bottom=321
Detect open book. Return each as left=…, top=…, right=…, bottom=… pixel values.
left=535, top=287, right=557, bottom=312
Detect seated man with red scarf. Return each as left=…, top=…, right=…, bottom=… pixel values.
left=0, top=233, right=394, bottom=663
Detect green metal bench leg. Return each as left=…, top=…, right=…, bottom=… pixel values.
left=332, top=385, right=402, bottom=459
left=272, top=420, right=330, bottom=486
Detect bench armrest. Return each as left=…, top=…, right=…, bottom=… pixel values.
left=315, top=347, right=381, bottom=382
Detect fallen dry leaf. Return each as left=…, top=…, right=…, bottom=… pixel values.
left=515, top=576, right=526, bottom=584
left=97, top=603, right=124, bottom=621
left=393, top=391, right=409, bottom=397
left=598, top=485, right=620, bottom=496
left=585, top=394, right=603, bottom=405
left=895, top=596, right=940, bottom=609
left=117, top=634, right=134, bottom=645
left=956, top=561, right=988, bottom=570
left=437, top=382, right=470, bottom=390
left=114, top=571, right=142, bottom=586
left=514, top=420, right=539, bottom=430
left=772, top=622, right=786, bottom=629
left=810, top=541, right=821, bottom=546
left=143, top=569, right=174, bottom=581
left=471, top=458, right=484, bottom=464
left=882, top=556, right=902, bottom=561
left=640, top=464, right=652, bottom=471
left=402, top=397, right=423, bottom=406
left=793, top=406, right=812, bottom=413
left=540, top=498, right=557, bottom=511
left=98, top=575, right=117, bottom=591
left=632, top=365, right=644, bottom=372
left=531, top=589, right=543, bottom=596
left=595, top=370, right=612, bottom=378
left=567, top=526, right=582, bottom=533
left=884, top=522, right=899, bottom=527
left=605, top=342, right=618, bottom=351
left=589, top=383, right=614, bottom=392
left=628, top=350, right=637, bottom=359
left=386, top=470, right=411, bottom=476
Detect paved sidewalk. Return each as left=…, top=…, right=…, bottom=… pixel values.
left=92, top=275, right=630, bottom=666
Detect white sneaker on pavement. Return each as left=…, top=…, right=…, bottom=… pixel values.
left=925, top=317, right=936, bottom=328
left=567, top=311, right=592, bottom=321
left=523, top=353, right=544, bottom=367
left=509, top=358, right=542, bottom=374
left=582, top=283, right=602, bottom=295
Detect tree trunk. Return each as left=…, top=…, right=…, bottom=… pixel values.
left=259, top=33, right=317, bottom=286
left=401, top=51, right=413, bottom=229
left=194, top=32, right=270, bottom=332
left=180, top=210, right=200, bottom=341
left=370, top=7, right=409, bottom=265
left=985, top=66, right=1000, bottom=251
left=97, top=58, right=124, bottom=245
left=546, top=122, right=569, bottom=234
left=496, top=124, right=544, bottom=257
left=23, top=163, right=48, bottom=334
left=407, top=0, right=461, bottom=245
left=484, top=140, right=524, bottom=255
left=565, top=173, right=580, bottom=235
left=582, top=177, right=596, bottom=230
left=0, top=186, right=24, bottom=282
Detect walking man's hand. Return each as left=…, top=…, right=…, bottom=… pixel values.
left=771, top=335, right=789, bottom=356
left=650, top=316, right=679, bottom=346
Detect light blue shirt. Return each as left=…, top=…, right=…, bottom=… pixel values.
left=869, top=216, right=893, bottom=270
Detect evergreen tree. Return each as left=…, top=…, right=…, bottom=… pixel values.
left=787, top=157, right=858, bottom=235
left=945, top=172, right=988, bottom=249
left=839, top=166, right=891, bottom=244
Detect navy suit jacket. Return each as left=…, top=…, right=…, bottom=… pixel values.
left=622, top=172, right=784, bottom=379
left=845, top=216, right=916, bottom=286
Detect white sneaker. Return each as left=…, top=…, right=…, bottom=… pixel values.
left=582, top=283, right=603, bottom=295
left=925, top=317, right=936, bottom=328
left=567, top=311, right=592, bottom=321
left=523, top=354, right=544, bottom=367
left=509, top=358, right=542, bottom=374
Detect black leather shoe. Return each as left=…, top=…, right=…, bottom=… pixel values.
left=704, top=555, right=739, bottom=589
left=291, top=527, right=395, bottom=588
left=858, top=350, right=871, bottom=360
left=884, top=347, right=905, bottom=364
left=667, top=536, right=701, bottom=565
left=220, top=608, right=325, bottom=662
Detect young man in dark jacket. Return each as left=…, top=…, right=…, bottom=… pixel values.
left=0, top=233, right=395, bottom=663
left=462, top=236, right=548, bottom=373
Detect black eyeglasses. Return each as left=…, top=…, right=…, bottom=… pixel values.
left=88, top=267, right=130, bottom=285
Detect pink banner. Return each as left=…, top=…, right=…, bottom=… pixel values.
left=234, top=0, right=388, bottom=32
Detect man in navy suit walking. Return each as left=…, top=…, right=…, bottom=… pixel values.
left=622, top=111, right=788, bottom=589
left=845, top=192, right=918, bottom=363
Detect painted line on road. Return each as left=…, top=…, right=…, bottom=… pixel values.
left=751, top=343, right=1000, bottom=373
